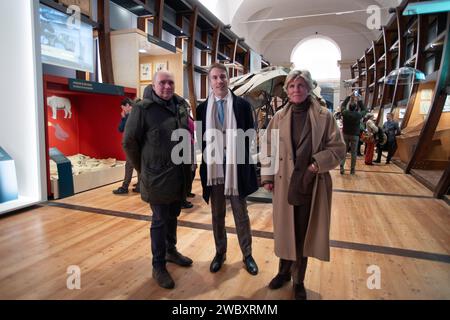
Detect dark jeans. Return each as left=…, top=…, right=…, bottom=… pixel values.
left=210, top=184, right=252, bottom=258
left=276, top=203, right=311, bottom=284
left=149, top=202, right=181, bottom=269
left=376, top=140, right=397, bottom=162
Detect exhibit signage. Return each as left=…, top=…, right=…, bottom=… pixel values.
left=69, top=79, right=125, bottom=96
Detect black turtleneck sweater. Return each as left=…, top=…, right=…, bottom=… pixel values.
left=291, top=96, right=311, bottom=158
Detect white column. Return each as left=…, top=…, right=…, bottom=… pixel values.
left=0, top=0, right=47, bottom=214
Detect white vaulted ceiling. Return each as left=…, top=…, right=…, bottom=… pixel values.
left=220, top=0, right=403, bottom=64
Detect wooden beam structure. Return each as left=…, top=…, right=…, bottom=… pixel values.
left=137, top=17, right=147, bottom=33
left=187, top=7, right=199, bottom=118
left=243, top=50, right=250, bottom=74
left=97, top=0, right=114, bottom=84
left=434, top=164, right=450, bottom=198
left=175, top=14, right=184, bottom=50
left=210, top=26, right=220, bottom=64
left=200, top=30, right=208, bottom=99
left=401, top=14, right=428, bottom=129
left=389, top=7, right=407, bottom=112
left=153, top=0, right=165, bottom=39
left=376, top=27, right=393, bottom=124
left=405, top=13, right=450, bottom=173
left=371, top=41, right=381, bottom=112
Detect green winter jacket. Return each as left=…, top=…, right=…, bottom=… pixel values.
left=122, top=90, right=191, bottom=204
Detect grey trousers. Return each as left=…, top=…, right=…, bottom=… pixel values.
left=340, top=134, right=359, bottom=171
left=210, top=184, right=252, bottom=258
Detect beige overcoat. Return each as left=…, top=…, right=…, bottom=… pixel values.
left=261, top=99, right=346, bottom=261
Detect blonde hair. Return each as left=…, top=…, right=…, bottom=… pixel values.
left=283, top=69, right=315, bottom=93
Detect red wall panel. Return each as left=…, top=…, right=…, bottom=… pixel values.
left=77, top=94, right=126, bottom=160
left=46, top=94, right=80, bottom=156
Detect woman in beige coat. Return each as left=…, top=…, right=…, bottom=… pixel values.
left=261, top=70, right=346, bottom=300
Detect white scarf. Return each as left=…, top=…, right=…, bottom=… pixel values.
left=205, top=89, right=239, bottom=196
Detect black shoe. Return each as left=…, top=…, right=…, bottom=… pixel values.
left=340, top=168, right=345, bottom=175
left=187, top=193, right=195, bottom=198
left=294, top=283, right=307, bottom=300
left=181, top=200, right=193, bottom=209
left=166, top=250, right=193, bottom=267
left=350, top=169, right=355, bottom=175
left=152, top=268, right=175, bottom=289
left=132, top=187, right=140, bottom=193
left=243, top=255, right=258, bottom=275
left=112, top=187, right=128, bottom=195
left=210, top=253, right=226, bottom=273
left=268, top=273, right=291, bottom=289
left=386, top=160, right=390, bottom=164
left=373, top=160, right=381, bottom=163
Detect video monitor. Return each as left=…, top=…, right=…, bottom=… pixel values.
left=39, top=4, right=94, bottom=73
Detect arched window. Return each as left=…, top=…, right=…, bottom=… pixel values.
left=291, top=36, right=341, bottom=81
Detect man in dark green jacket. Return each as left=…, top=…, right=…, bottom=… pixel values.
left=339, top=96, right=363, bottom=174
left=123, top=71, right=193, bottom=290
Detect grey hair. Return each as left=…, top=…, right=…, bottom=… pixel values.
left=283, top=69, right=315, bottom=93
left=153, top=69, right=173, bottom=83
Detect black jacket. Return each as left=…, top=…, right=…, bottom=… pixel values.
left=122, top=90, right=191, bottom=204
left=196, top=91, right=258, bottom=203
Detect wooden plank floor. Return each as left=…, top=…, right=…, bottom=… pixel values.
left=0, top=158, right=449, bottom=299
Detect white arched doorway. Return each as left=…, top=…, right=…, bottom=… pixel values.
left=291, top=36, right=342, bottom=110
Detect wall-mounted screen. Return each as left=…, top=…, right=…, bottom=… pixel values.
left=39, top=4, right=94, bottom=73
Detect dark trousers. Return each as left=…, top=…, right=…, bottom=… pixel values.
left=210, top=184, right=252, bottom=258
left=277, top=203, right=311, bottom=284
left=186, top=166, right=197, bottom=195
left=376, top=140, right=397, bottom=162
left=149, top=202, right=181, bottom=269
left=121, top=158, right=138, bottom=189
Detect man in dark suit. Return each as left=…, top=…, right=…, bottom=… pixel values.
left=196, top=63, right=259, bottom=275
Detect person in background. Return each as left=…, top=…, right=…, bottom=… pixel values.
left=261, top=69, right=346, bottom=300
left=113, top=97, right=140, bottom=194
left=374, top=112, right=401, bottom=164
left=364, top=113, right=378, bottom=165
left=339, top=95, right=364, bottom=175
left=341, top=91, right=366, bottom=156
